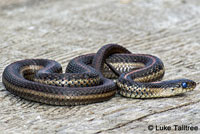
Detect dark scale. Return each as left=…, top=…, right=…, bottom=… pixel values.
left=135, top=91, right=138, bottom=95
left=141, top=92, right=144, bottom=95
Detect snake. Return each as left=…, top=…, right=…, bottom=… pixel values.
left=2, top=44, right=196, bottom=105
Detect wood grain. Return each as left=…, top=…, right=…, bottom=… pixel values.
left=0, top=0, right=199, bottom=133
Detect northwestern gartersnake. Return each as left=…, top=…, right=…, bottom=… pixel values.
left=2, top=44, right=196, bottom=105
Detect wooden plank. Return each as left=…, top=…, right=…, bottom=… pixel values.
left=0, top=0, right=199, bottom=133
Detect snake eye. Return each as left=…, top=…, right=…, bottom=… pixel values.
left=181, top=82, right=187, bottom=88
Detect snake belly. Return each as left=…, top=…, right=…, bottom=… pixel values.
left=2, top=44, right=196, bottom=105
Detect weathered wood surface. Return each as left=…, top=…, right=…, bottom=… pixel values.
left=0, top=0, right=200, bottom=133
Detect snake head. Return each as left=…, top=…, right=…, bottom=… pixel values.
left=177, top=79, right=196, bottom=91
left=166, top=79, right=196, bottom=96
left=157, top=79, right=196, bottom=97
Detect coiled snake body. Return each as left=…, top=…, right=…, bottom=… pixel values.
left=2, top=44, right=196, bottom=105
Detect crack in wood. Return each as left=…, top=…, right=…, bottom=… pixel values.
left=96, top=99, right=200, bottom=133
